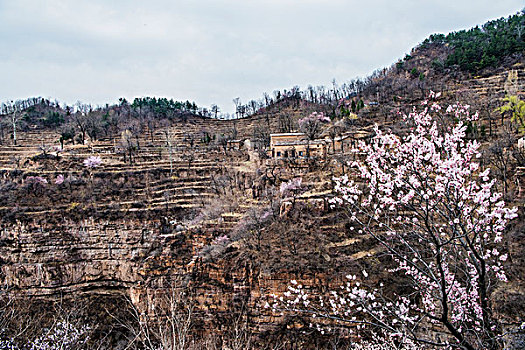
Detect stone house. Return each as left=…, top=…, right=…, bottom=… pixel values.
left=269, top=132, right=327, bottom=159
left=323, top=129, right=372, bottom=154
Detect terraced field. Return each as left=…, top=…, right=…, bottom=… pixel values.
left=2, top=71, right=523, bottom=346
left=0, top=109, right=385, bottom=340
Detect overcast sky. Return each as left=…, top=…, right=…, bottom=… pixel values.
left=0, top=0, right=523, bottom=113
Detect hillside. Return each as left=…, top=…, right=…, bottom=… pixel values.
left=0, top=12, right=525, bottom=350
left=357, top=12, right=524, bottom=109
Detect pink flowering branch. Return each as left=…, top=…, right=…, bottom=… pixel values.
left=280, top=177, right=303, bottom=197
left=25, top=176, right=48, bottom=193
left=55, top=174, right=64, bottom=185
left=273, top=93, right=518, bottom=350
left=280, top=177, right=305, bottom=207
left=83, top=155, right=102, bottom=168
left=25, top=176, right=48, bottom=186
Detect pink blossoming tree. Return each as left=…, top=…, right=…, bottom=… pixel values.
left=54, top=174, right=64, bottom=185
left=83, top=156, right=102, bottom=168
left=83, top=155, right=102, bottom=187
left=280, top=177, right=305, bottom=206
left=25, top=176, right=48, bottom=194
left=272, top=94, right=518, bottom=349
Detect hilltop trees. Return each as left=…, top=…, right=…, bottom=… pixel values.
left=0, top=98, right=57, bottom=145
left=424, top=11, right=525, bottom=72
left=131, top=97, right=198, bottom=119
left=273, top=95, right=518, bottom=349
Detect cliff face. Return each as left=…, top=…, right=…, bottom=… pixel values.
left=0, top=119, right=370, bottom=344
left=0, top=201, right=350, bottom=339
left=1, top=218, right=157, bottom=296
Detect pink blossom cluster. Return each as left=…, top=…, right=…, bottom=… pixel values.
left=26, top=176, right=48, bottom=185
left=445, top=103, right=479, bottom=122
left=298, top=112, right=330, bottom=126
left=212, top=234, right=229, bottom=246
left=274, top=94, right=518, bottom=349
left=25, top=176, right=48, bottom=186
left=54, top=174, right=64, bottom=185
left=280, top=177, right=303, bottom=197
left=267, top=272, right=421, bottom=347
left=348, top=339, right=421, bottom=350
left=83, top=155, right=102, bottom=168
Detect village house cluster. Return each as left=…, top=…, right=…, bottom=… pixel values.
left=227, top=127, right=372, bottom=160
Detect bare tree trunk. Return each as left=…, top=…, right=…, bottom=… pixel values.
left=165, top=130, right=173, bottom=175
left=11, top=112, right=17, bottom=146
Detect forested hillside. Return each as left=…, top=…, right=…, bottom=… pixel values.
left=424, top=12, right=524, bottom=72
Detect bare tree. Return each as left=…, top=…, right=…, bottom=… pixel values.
left=85, top=112, right=103, bottom=142
left=248, top=100, right=258, bottom=115
left=146, top=111, right=158, bottom=143
left=298, top=112, right=330, bottom=158
left=120, top=129, right=138, bottom=164
left=233, top=98, right=241, bottom=119
left=182, top=144, right=196, bottom=174
left=72, top=102, right=92, bottom=144
left=326, top=123, right=341, bottom=154
left=278, top=114, right=294, bottom=133
left=165, top=129, right=175, bottom=175
left=0, top=291, right=91, bottom=350
left=2, top=100, right=24, bottom=145
left=252, top=123, right=270, bottom=150
left=486, top=126, right=516, bottom=195
left=108, top=279, right=195, bottom=350
left=0, top=116, right=8, bottom=145
left=153, top=285, right=194, bottom=350
left=221, top=303, right=254, bottom=350
left=210, top=104, right=220, bottom=119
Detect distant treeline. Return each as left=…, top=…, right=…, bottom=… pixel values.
left=423, top=10, right=524, bottom=72
left=127, top=97, right=199, bottom=117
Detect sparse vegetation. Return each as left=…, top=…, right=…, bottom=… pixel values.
left=0, top=10, right=524, bottom=350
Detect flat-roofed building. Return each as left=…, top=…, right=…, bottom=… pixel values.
left=269, top=132, right=327, bottom=159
